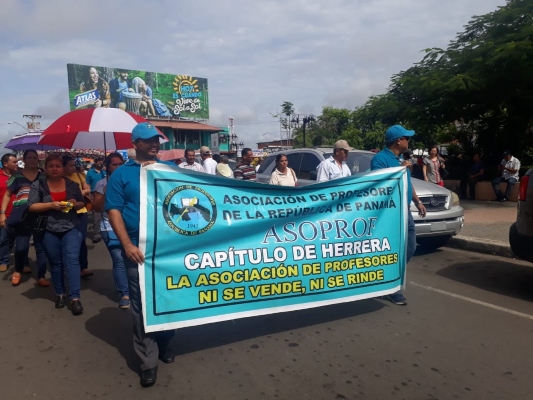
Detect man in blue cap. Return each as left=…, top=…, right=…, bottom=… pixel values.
left=105, top=122, right=175, bottom=388
left=371, top=125, right=426, bottom=305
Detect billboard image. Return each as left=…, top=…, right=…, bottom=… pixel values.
left=67, top=63, right=209, bottom=120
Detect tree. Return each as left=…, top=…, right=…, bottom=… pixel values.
left=291, top=107, right=363, bottom=148
left=279, top=101, right=295, bottom=137
left=351, top=0, right=533, bottom=164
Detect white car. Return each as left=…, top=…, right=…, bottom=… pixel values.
left=256, top=148, right=464, bottom=250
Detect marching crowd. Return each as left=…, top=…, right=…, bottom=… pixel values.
left=0, top=120, right=520, bottom=388
left=0, top=122, right=281, bottom=387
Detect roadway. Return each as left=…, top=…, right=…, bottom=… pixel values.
left=0, top=244, right=532, bottom=399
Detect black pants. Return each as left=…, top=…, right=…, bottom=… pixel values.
left=124, top=255, right=175, bottom=371
left=460, top=176, right=482, bottom=199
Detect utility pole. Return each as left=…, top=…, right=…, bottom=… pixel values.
left=22, top=114, right=42, bottom=132
left=290, top=114, right=315, bottom=148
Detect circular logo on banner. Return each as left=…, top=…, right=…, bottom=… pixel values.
left=162, top=185, right=217, bottom=236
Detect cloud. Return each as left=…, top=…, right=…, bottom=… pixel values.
left=0, top=0, right=506, bottom=148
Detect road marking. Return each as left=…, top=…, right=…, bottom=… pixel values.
left=409, top=281, right=533, bottom=321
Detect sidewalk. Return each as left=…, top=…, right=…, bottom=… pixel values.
left=445, top=200, right=517, bottom=258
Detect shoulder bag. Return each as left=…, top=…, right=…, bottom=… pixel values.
left=289, top=168, right=299, bottom=186
left=20, top=180, right=48, bottom=234
left=438, top=158, right=449, bottom=179
left=76, top=173, right=93, bottom=211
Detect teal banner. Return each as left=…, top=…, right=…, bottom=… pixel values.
left=139, top=165, right=409, bottom=332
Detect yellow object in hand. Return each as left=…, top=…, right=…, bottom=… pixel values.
left=60, top=201, right=73, bottom=213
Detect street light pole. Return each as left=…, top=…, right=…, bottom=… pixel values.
left=7, top=121, right=28, bottom=132
left=290, top=114, right=315, bottom=148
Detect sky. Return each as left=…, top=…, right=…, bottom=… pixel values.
left=0, top=0, right=506, bottom=152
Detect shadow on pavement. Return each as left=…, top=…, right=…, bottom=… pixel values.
left=413, top=246, right=445, bottom=257
left=81, top=268, right=120, bottom=303
left=18, top=268, right=119, bottom=303
left=173, top=299, right=385, bottom=356
left=436, top=259, right=533, bottom=302
left=85, top=306, right=138, bottom=373
left=83, top=293, right=386, bottom=371
left=21, top=283, right=57, bottom=303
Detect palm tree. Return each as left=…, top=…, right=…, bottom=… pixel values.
left=280, top=101, right=295, bottom=146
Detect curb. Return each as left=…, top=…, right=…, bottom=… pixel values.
left=446, top=235, right=515, bottom=259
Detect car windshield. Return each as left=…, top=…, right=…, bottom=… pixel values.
left=324, top=152, right=374, bottom=174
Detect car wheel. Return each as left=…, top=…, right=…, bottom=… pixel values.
left=509, top=223, right=533, bottom=262
left=417, top=235, right=452, bottom=250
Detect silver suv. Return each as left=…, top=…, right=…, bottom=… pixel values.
left=257, top=148, right=464, bottom=250
left=509, top=168, right=533, bottom=262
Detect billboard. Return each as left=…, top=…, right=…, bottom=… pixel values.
left=67, top=63, right=209, bottom=120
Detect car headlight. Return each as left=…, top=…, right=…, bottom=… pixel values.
left=451, top=191, right=460, bottom=206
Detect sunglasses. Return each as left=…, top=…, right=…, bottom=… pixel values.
left=399, top=136, right=410, bottom=141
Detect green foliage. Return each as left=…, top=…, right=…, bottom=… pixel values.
left=292, top=107, right=370, bottom=149
left=280, top=101, right=295, bottom=116
left=349, top=0, right=533, bottom=163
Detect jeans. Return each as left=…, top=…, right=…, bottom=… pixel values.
left=42, top=228, right=82, bottom=299
left=93, top=211, right=102, bottom=240
left=391, top=213, right=416, bottom=298
left=0, top=225, right=14, bottom=266
left=406, top=212, right=416, bottom=263
left=491, top=176, right=518, bottom=200
left=101, top=230, right=129, bottom=297
left=76, top=213, right=88, bottom=270
left=33, top=234, right=47, bottom=279
left=14, top=228, right=47, bottom=278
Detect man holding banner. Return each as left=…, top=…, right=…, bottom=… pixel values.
left=105, top=122, right=176, bottom=388
left=371, top=125, right=426, bottom=306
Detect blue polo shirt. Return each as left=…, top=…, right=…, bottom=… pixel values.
left=371, top=147, right=413, bottom=204
left=86, top=168, right=106, bottom=192
left=105, top=159, right=174, bottom=245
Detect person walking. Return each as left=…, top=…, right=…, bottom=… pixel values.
left=105, top=122, right=176, bottom=388
left=199, top=146, right=217, bottom=175
left=0, top=150, right=48, bottom=286
left=492, top=150, right=520, bottom=202
left=28, top=154, right=85, bottom=314
left=316, top=140, right=353, bottom=182
left=63, top=156, right=93, bottom=278
left=269, top=153, right=298, bottom=186
left=370, top=125, right=426, bottom=306
left=177, top=149, right=205, bottom=172
left=422, top=146, right=446, bottom=186
left=233, top=148, right=256, bottom=181
left=0, top=153, right=18, bottom=273
left=85, top=156, right=106, bottom=243
left=92, top=153, right=130, bottom=309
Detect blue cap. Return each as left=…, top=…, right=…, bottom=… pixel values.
left=131, top=122, right=163, bottom=141
left=385, top=125, right=415, bottom=141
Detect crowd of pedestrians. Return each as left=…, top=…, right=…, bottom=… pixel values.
left=1, top=120, right=517, bottom=388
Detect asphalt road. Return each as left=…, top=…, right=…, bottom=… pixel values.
left=1, top=243, right=533, bottom=400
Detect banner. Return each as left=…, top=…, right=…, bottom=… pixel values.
left=140, top=165, right=409, bottom=332
left=66, top=63, right=209, bottom=119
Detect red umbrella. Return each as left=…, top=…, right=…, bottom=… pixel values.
left=158, top=149, right=184, bottom=161
left=38, top=108, right=168, bottom=151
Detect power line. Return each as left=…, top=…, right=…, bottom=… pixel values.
left=234, top=120, right=279, bottom=126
